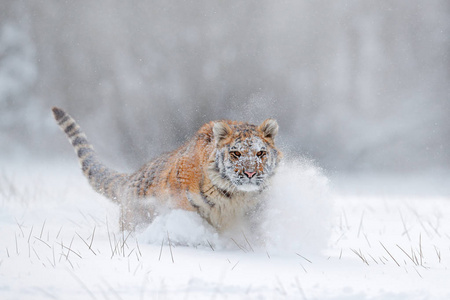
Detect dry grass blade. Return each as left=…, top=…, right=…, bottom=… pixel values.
left=46, top=257, right=56, bottom=268
left=368, top=254, right=379, bottom=265
left=136, top=239, right=142, bottom=257
left=34, top=236, right=52, bottom=249
left=89, top=226, right=96, bottom=250
left=27, top=226, right=33, bottom=243
left=56, top=226, right=63, bottom=239
left=350, top=248, right=369, bottom=266
left=342, top=209, right=350, bottom=230
left=241, top=231, right=254, bottom=252
left=413, top=267, right=423, bottom=278
left=66, top=257, right=75, bottom=270
left=419, top=234, right=423, bottom=266
left=111, top=234, right=119, bottom=258
left=110, top=231, right=132, bottom=258
left=52, top=246, right=56, bottom=267
left=121, top=231, right=132, bottom=258
left=230, top=238, right=247, bottom=253
left=412, top=249, right=420, bottom=266
left=127, top=248, right=135, bottom=258
left=380, top=242, right=400, bottom=267
left=66, top=236, right=75, bottom=259
left=75, top=232, right=97, bottom=255
left=15, top=218, right=25, bottom=237
left=299, top=263, right=308, bottom=273
left=433, top=245, right=441, bottom=263
left=106, top=217, right=114, bottom=256
left=357, top=211, right=365, bottom=238
left=159, top=238, right=164, bottom=261
left=334, top=233, right=346, bottom=245
left=57, top=242, right=83, bottom=259
left=399, top=209, right=411, bottom=241
left=32, top=247, right=41, bottom=261
left=15, top=233, right=19, bottom=255
left=39, top=220, right=47, bottom=239
left=396, top=244, right=418, bottom=266
left=363, top=233, right=371, bottom=248
left=427, top=220, right=441, bottom=237
left=121, top=226, right=125, bottom=257
left=206, top=239, right=215, bottom=251
left=296, top=253, right=312, bottom=264
left=167, top=231, right=174, bottom=263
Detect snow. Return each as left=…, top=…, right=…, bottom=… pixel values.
left=1, top=159, right=450, bottom=299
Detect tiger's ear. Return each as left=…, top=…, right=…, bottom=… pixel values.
left=213, top=121, right=232, bottom=144
left=258, top=118, right=279, bottom=140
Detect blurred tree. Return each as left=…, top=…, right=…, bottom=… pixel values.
left=0, top=1, right=40, bottom=157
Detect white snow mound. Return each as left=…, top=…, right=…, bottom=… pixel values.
left=138, top=158, right=332, bottom=254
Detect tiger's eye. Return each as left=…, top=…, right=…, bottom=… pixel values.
left=230, top=151, right=241, bottom=158
left=256, top=151, right=266, bottom=157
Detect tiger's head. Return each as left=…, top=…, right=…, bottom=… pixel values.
left=210, top=119, right=282, bottom=193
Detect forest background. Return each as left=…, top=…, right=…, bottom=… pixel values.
left=1, top=0, right=449, bottom=174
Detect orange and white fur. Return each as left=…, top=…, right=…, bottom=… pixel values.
left=52, top=107, right=282, bottom=232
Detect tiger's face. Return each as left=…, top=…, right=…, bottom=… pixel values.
left=211, top=119, right=281, bottom=193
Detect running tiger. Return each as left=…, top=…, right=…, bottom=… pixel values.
left=52, top=107, right=282, bottom=232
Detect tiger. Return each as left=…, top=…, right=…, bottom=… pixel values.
left=52, top=107, right=282, bottom=232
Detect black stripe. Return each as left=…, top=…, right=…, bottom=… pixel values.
left=142, top=177, right=153, bottom=197
left=87, top=164, right=97, bottom=179
left=218, top=188, right=232, bottom=198
left=95, top=168, right=111, bottom=193
left=142, top=166, right=157, bottom=197
left=64, top=123, right=76, bottom=134
left=102, top=173, right=119, bottom=192
left=77, top=147, right=94, bottom=158
left=203, top=184, right=214, bottom=195
left=214, top=160, right=220, bottom=172
left=82, top=159, right=93, bottom=172
left=58, top=115, right=70, bottom=125
left=165, top=168, right=172, bottom=188
left=199, top=177, right=215, bottom=208
left=186, top=191, right=200, bottom=210
left=175, top=169, right=181, bottom=183
left=72, top=136, right=88, bottom=147
left=68, top=129, right=82, bottom=138
left=134, top=155, right=169, bottom=197
left=200, top=190, right=215, bottom=207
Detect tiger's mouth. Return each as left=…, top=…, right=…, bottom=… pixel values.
left=233, top=172, right=265, bottom=192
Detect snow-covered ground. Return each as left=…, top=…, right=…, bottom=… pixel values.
left=1, top=159, right=450, bottom=299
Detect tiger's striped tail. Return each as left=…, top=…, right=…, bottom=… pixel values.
left=52, top=107, right=128, bottom=203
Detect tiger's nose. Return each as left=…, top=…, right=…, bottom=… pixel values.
left=244, top=171, right=256, bottom=178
